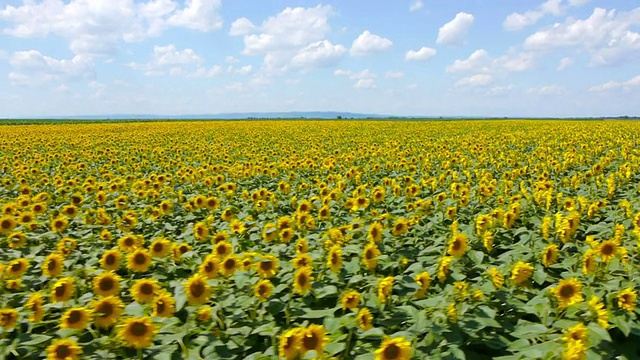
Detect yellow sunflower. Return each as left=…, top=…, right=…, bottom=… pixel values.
left=293, top=267, right=314, bottom=295
left=510, top=261, right=533, bottom=286
left=26, top=292, right=45, bottom=323
left=597, top=239, right=618, bottom=263
left=93, top=296, right=124, bottom=329
left=0, top=308, right=18, bottom=329
left=437, top=256, right=453, bottom=283
left=199, top=255, right=220, bottom=279
left=5, top=258, right=29, bottom=278
left=213, top=240, right=233, bottom=259
left=551, top=278, right=584, bottom=309
left=193, top=222, right=209, bottom=241
left=368, top=222, right=384, bottom=243
left=391, top=219, right=409, bottom=236
left=220, top=255, right=240, bottom=277
left=0, top=216, right=17, bottom=235
left=46, top=339, right=82, bottom=360
left=50, top=217, right=68, bottom=233
left=542, top=244, right=559, bottom=268
left=184, top=274, right=211, bottom=305
left=414, top=272, right=431, bottom=299
left=118, top=316, right=156, bottom=349
left=279, top=228, right=294, bottom=243
left=51, top=277, right=74, bottom=302
left=292, top=253, right=312, bottom=269
left=100, top=249, right=122, bottom=271
left=93, top=271, right=121, bottom=297
left=341, top=290, right=361, bottom=310
left=279, top=329, right=301, bottom=360
left=152, top=291, right=176, bottom=318
left=447, top=233, right=468, bottom=258
left=117, top=234, right=142, bottom=252
left=299, top=325, right=329, bottom=357
left=618, top=287, right=637, bottom=313
left=7, top=231, right=26, bottom=249
left=357, top=308, right=373, bottom=331
left=149, top=238, right=172, bottom=258
left=374, top=337, right=412, bottom=360
left=487, top=267, right=504, bottom=289
left=327, top=245, right=342, bottom=273
left=197, top=306, right=212, bottom=322
left=256, top=254, right=279, bottom=278
left=295, top=238, right=309, bottom=253
left=126, top=248, right=152, bottom=272
left=362, top=242, right=381, bottom=271
left=377, top=276, right=394, bottom=303
left=131, top=279, right=160, bottom=304
left=60, top=307, right=91, bottom=330
left=254, top=279, right=274, bottom=301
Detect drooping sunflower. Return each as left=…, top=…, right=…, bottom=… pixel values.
left=377, top=276, right=394, bottom=303
left=292, top=253, right=312, bottom=269
left=26, top=292, right=45, bottom=323
left=213, top=240, right=233, bottom=259
left=542, top=244, right=559, bottom=268
left=357, top=308, right=373, bottom=331
left=437, top=256, right=453, bottom=283
left=149, top=238, right=172, bottom=258
left=551, top=278, right=584, bottom=309
left=487, top=267, right=504, bottom=289
left=199, top=255, right=220, bottom=279
left=51, top=277, right=75, bottom=302
left=510, top=261, right=533, bottom=286
left=220, top=255, right=240, bottom=277
left=414, top=272, right=431, bottom=299
left=131, top=279, right=160, bottom=304
left=362, top=242, right=381, bottom=271
left=126, top=248, right=152, bottom=272
left=152, top=291, right=176, bottom=318
left=118, top=316, right=156, bottom=349
left=93, top=296, right=124, bottom=329
left=256, top=254, right=279, bottom=278
left=6, top=258, right=29, bottom=278
left=447, top=233, right=468, bottom=258
left=299, top=325, right=329, bottom=357
left=60, top=307, right=91, bottom=330
left=279, top=329, right=301, bottom=360
left=588, top=296, right=609, bottom=329
left=293, top=267, right=314, bottom=295
left=597, top=239, right=618, bottom=263
left=617, top=287, right=637, bottom=313
left=46, top=339, right=82, bottom=360
left=100, top=249, right=122, bottom=271
left=327, top=245, right=343, bottom=273
left=184, top=274, right=211, bottom=305
left=93, top=271, right=121, bottom=297
left=341, top=290, right=361, bottom=310
left=374, top=336, right=412, bottom=360
left=254, top=279, right=274, bottom=301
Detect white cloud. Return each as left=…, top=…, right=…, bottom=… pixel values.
left=8, top=50, right=94, bottom=86
left=503, top=0, right=589, bottom=31
left=354, top=79, right=376, bottom=89
left=227, top=65, right=253, bottom=75
left=524, top=7, right=640, bottom=66
left=291, top=40, right=347, bottom=69
left=527, top=85, right=562, bottom=95
left=128, top=44, right=223, bottom=78
left=409, top=0, right=424, bottom=12
left=436, top=12, right=474, bottom=46
left=405, top=47, right=437, bottom=62
left=225, top=56, right=239, bottom=64
left=590, top=75, right=640, bottom=92
left=229, top=17, right=256, bottom=36
left=557, top=57, right=574, bottom=70
left=455, top=74, right=493, bottom=88
left=334, top=69, right=377, bottom=88
left=486, top=85, right=515, bottom=96
left=0, top=0, right=223, bottom=57
left=350, top=31, right=393, bottom=56
left=447, top=49, right=535, bottom=73
left=385, top=71, right=405, bottom=79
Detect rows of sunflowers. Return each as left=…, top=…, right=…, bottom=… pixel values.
left=0, top=120, right=639, bottom=359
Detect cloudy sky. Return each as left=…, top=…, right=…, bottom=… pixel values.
left=0, top=0, right=638, bottom=118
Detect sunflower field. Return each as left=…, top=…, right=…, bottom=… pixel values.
left=0, top=120, right=639, bottom=360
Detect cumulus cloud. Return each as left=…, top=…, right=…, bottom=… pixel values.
left=527, top=85, right=562, bottom=95
left=503, top=0, right=589, bottom=31
left=0, top=0, right=222, bottom=57
left=409, top=0, right=424, bottom=12
left=455, top=74, right=493, bottom=88
left=590, top=75, right=640, bottom=92
left=405, top=47, right=437, bottom=62
left=291, top=40, right=347, bottom=69
left=229, top=17, right=256, bottom=36
left=129, top=44, right=223, bottom=78
left=8, top=50, right=95, bottom=86
left=334, top=69, right=377, bottom=89
left=436, top=12, right=474, bottom=46
left=557, top=57, right=574, bottom=70
left=350, top=31, right=393, bottom=56
left=385, top=71, right=405, bottom=79
left=446, top=49, right=536, bottom=73
left=524, top=7, right=640, bottom=66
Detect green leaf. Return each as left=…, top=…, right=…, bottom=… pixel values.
left=18, top=334, right=52, bottom=346
left=325, top=342, right=346, bottom=356
left=302, top=307, right=338, bottom=319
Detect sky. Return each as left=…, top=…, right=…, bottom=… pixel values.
left=0, top=0, right=639, bottom=118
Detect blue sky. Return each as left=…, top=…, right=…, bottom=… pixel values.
left=0, top=0, right=638, bottom=117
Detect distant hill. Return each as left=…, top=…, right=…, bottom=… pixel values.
left=43, top=111, right=393, bottom=120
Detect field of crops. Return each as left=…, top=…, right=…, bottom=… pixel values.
left=0, top=120, right=639, bottom=359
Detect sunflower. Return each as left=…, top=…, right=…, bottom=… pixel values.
left=617, top=287, right=637, bottom=313
left=229, top=219, right=245, bottom=234
left=295, top=238, right=308, bottom=253
left=542, top=244, right=559, bottom=268
left=293, top=267, right=314, bottom=295
left=374, top=337, right=412, bottom=360
left=60, top=307, right=91, bottom=330
left=126, top=248, right=152, bottom=272
left=131, top=279, right=160, bottom=304
left=199, top=255, right=220, bottom=279
left=391, top=219, right=409, bottom=236
left=362, top=242, right=381, bottom=271
left=279, top=329, right=301, bottom=360
left=50, top=217, right=68, bottom=233
left=213, top=240, right=233, bottom=259
left=93, top=272, right=121, bottom=297
left=366, top=222, right=383, bottom=243
left=0, top=216, right=17, bottom=235
left=152, top=291, right=176, bottom=318
left=299, top=325, right=329, bottom=356
left=292, top=253, right=312, bottom=269
left=582, top=249, right=597, bottom=275
left=357, top=308, right=373, bottom=331
left=262, top=223, right=278, bottom=242
left=99, top=229, right=112, bottom=242
left=118, top=316, right=156, bottom=349
left=279, top=228, right=294, bottom=243
left=254, top=279, right=273, bottom=301
left=149, top=238, right=172, bottom=258
left=172, top=242, right=192, bottom=261
left=588, top=296, right=609, bottom=328
left=327, top=245, right=342, bottom=273
left=317, top=205, right=331, bottom=220
left=193, top=222, right=209, bottom=241
left=184, top=274, right=211, bottom=305
left=62, top=205, right=78, bottom=218
left=0, top=308, right=18, bottom=329
left=197, top=306, right=212, bottom=322
left=7, top=231, right=26, bottom=249
left=219, top=255, right=240, bottom=277
left=93, top=296, right=124, bottom=329
left=377, top=276, right=394, bottom=303
left=6, top=258, right=29, bottom=278
left=212, top=231, right=229, bottom=244
left=510, top=261, right=533, bottom=286
left=562, top=322, right=589, bottom=344
left=100, top=249, right=122, bottom=271
left=597, top=239, right=618, bottom=263
left=487, top=267, right=504, bottom=289
left=256, top=254, right=279, bottom=278
left=551, top=278, right=584, bottom=309
left=117, top=234, right=142, bottom=252
left=51, top=277, right=74, bottom=302
left=414, top=272, right=431, bottom=299
left=447, top=233, right=468, bottom=258
left=341, top=290, right=361, bottom=310
left=26, top=292, right=45, bottom=323
left=32, top=203, right=46, bottom=215
left=437, top=256, right=453, bottom=283
left=46, top=339, right=82, bottom=360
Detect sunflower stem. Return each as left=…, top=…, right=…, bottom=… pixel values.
left=137, top=348, right=143, bottom=360
left=341, top=327, right=354, bottom=360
